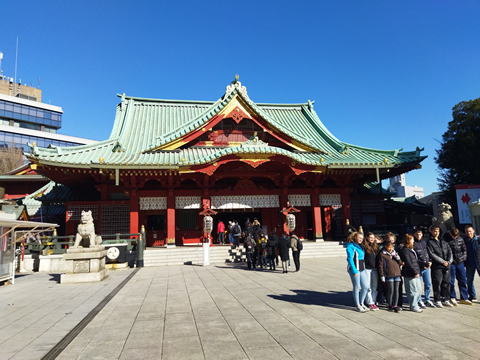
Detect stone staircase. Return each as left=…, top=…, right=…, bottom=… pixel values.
left=143, top=241, right=346, bottom=267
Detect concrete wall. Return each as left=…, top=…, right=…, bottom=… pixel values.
left=0, top=81, right=42, bottom=102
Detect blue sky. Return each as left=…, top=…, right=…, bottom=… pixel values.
left=1, top=1, right=479, bottom=195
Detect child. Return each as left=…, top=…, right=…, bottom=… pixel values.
left=378, top=233, right=403, bottom=312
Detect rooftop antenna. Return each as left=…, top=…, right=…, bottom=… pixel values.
left=14, top=37, right=18, bottom=95
left=0, top=51, right=3, bottom=77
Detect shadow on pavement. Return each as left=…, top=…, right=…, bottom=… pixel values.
left=49, top=273, right=61, bottom=282
left=214, top=264, right=278, bottom=272
left=268, top=289, right=353, bottom=309
left=12, top=273, right=34, bottom=279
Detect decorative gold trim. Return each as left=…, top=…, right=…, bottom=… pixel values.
left=151, top=138, right=188, bottom=151
left=218, top=94, right=256, bottom=119
left=239, top=153, right=273, bottom=160
left=291, top=139, right=318, bottom=152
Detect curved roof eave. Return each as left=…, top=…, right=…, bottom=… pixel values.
left=140, top=97, right=227, bottom=152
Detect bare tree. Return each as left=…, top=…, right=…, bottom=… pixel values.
left=0, top=146, right=25, bottom=174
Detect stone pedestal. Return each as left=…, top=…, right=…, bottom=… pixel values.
left=60, top=246, right=108, bottom=284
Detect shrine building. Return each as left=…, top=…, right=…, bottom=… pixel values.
left=26, top=77, right=426, bottom=246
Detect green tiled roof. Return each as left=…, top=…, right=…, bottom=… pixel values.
left=27, top=82, right=425, bottom=169
left=360, top=182, right=395, bottom=197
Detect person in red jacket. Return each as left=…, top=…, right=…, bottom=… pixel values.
left=217, top=220, right=225, bottom=244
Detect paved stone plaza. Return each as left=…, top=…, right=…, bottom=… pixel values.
left=1, top=257, right=480, bottom=359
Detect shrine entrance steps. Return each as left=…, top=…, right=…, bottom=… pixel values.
left=143, top=241, right=346, bottom=267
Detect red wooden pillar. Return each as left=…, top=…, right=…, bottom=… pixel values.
left=99, top=184, right=108, bottom=201
left=312, top=191, right=323, bottom=241
left=324, top=206, right=333, bottom=240
left=167, top=191, right=176, bottom=246
left=280, top=189, right=288, bottom=233
left=341, top=188, right=351, bottom=235
left=130, top=189, right=139, bottom=234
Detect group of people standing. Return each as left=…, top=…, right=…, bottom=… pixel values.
left=217, top=218, right=302, bottom=273
left=346, top=224, right=480, bottom=313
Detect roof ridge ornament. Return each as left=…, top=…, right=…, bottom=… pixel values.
left=223, top=74, right=249, bottom=101
left=307, top=100, right=315, bottom=111
left=242, top=131, right=268, bottom=147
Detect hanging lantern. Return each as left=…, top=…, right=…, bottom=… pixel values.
left=204, top=215, right=214, bottom=236
left=286, top=213, right=296, bottom=232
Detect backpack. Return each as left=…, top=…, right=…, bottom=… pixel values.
left=296, top=237, right=303, bottom=251
left=244, top=237, right=253, bottom=250
left=260, top=237, right=267, bottom=249
left=233, top=224, right=241, bottom=236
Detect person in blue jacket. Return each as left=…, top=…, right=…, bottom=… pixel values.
left=464, top=224, right=480, bottom=302
left=346, top=231, right=369, bottom=312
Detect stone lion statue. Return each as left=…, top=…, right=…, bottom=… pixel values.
left=431, top=202, right=456, bottom=234
left=73, top=210, right=102, bottom=248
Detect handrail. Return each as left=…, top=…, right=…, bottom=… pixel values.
left=20, top=228, right=146, bottom=268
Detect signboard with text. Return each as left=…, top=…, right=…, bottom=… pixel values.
left=456, top=184, right=480, bottom=223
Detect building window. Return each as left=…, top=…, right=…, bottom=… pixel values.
left=19, top=122, right=41, bottom=131
left=0, top=101, right=61, bottom=129
left=177, top=210, right=197, bottom=229
left=44, top=127, right=57, bottom=133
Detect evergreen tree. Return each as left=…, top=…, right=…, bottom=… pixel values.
left=435, top=97, right=480, bottom=204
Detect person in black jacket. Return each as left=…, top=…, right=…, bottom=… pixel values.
left=446, top=228, right=472, bottom=305
left=278, top=231, right=291, bottom=273
left=413, top=228, right=434, bottom=308
left=232, top=221, right=242, bottom=249
left=399, top=234, right=423, bottom=313
left=362, top=233, right=380, bottom=311
left=427, top=226, right=453, bottom=308
left=244, top=223, right=256, bottom=268
left=267, top=230, right=279, bottom=270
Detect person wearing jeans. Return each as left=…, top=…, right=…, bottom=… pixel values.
left=378, top=233, right=403, bottom=312
left=399, top=234, right=423, bottom=313
left=446, top=228, right=472, bottom=305
left=362, top=232, right=379, bottom=311
left=413, top=228, right=434, bottom=308
left=217, top=221, right=225, bottom=244
left=346, top=232, right=369, bottom=312
left=464, top=225, right=480, bottom=302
